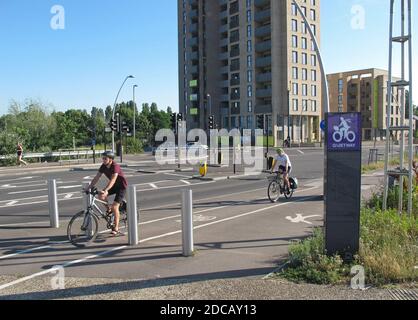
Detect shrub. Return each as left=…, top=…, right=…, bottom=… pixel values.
left=278, top=209, right=418, bottom=287
left=280, top=229, right=349, bottom=285
left=359, top=209, right=418, bottom=285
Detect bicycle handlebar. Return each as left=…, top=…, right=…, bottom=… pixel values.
left=83, top=187, right=99, bottom=196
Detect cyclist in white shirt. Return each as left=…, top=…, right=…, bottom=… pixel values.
left=271, top=148, right=292, bottom=193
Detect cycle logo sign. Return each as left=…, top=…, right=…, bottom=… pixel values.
left=327, top=113, right=361, bottom=152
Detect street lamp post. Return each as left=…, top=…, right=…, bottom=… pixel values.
left=112, top=75, right=135, bottom=152
left=292, top=0, right=329, bottom=116
left=300, top=104, right=304, bottom=146
left=133, top=85, right=138, bottom=139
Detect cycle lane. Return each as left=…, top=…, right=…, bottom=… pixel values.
left=0, top=184, right=322, bottom=293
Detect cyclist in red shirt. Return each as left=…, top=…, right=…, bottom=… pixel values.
left=86, top=151, right=128, bottom=236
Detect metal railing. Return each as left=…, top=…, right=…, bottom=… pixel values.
left=0, top=149, right=105, bottom=165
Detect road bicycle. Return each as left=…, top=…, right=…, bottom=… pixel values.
left=267, top=170, right=298, bottom=203
left=67, top=188, right=129, bottom=248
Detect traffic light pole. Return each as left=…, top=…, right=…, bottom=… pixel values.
left=116, top=113, right=123, bottom=164
left=265, top=115, right=269, bottom=170
left=177, top=119, right=181, bottom=170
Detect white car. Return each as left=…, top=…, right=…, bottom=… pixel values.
left=186, top=142, right=209, bottom=151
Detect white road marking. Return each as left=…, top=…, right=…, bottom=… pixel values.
left=59, top=185, right=82, bottom=190
left=0, top=187, right=320, bottom=291
left=164, top=172, right=192, bottom=179
left=149, top=183, right=158, bottom=189
left=0, top=219, right=71, bottom=228
left=5, top=201, right=18, bottom=206
left=0, top=186, right=268, bottom=227
left=140, top=186, right=267, bottom=212
left=297, top=150, right=305, bottom=155
left=0, top=180, right=78, bottom=190
left=175, top=215, right=217, bottom=223
left=133, top=180, right=172, bottom=187
left=7, top=184, right=81, bottom=195
left=64, top=194, right=74, bottom=199
left=8, top=189, right=47, bottom=195
left=140, top=215, right=181, bottom=225
left=181, top=180, right=191, bottom=185
left=0, top=177, right=37, bottom=184
left=0, top=246, right=127, bottom=291
left=286, top=214, right=321, bottom=225
left=0, top=246, right=51, bottom=261
left=1, top=180, right=47, bottom=186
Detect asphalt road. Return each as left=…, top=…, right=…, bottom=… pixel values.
left=0, top=148, right=325, bottom=226
left=0, top=146, right=393, bottom=296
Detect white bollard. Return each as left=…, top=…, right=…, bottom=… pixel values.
left=182, top=189, right=194, bottom=257
left=127, top=185, right=139, bottom=245
left=48, top=179, right=59, bottom=228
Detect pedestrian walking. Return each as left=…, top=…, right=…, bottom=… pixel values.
left=17, top=142, right=28, bottom=167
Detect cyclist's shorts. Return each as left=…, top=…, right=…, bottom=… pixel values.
left=108, top=185, right=127, bottom=204
left=279, top=166, right=292, bottom=174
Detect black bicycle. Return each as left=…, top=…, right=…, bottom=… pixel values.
left=267, top=171, right=298, bottom=203
left=67, top=188, right=129, bottom=248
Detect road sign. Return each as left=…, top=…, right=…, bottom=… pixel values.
left=320, top=120, right=326, bottom=132
left=325, top=112, right=362, bottom=260
left=327, top=113, right=361, bottom=152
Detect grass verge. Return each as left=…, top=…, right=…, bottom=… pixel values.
left=277, top=207, right=417, bottom=287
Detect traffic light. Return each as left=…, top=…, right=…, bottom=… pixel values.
left=208, top=116, right=214, bottom=130
left=177, top=113, right=183, bottom=122
left=122, top=121, right=129, bottom=133
left=257, top=115, right=265, bottom=130
left=109, top=118, right=117, bottom=132
left=116, top=114, right=121, bottom=134
left=170, top=113, right=177, bottom=131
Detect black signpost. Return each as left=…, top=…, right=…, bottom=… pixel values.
left=325, top=113, right=362, bottom=261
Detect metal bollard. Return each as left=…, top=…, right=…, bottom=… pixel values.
left=182, top=189, right=194, bottom=257
left=127, top=185, right=139, bottom=245
left=48, top=179, right=59, bottom=228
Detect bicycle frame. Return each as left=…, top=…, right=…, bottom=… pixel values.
left=85, top=191, right=109, bottom=221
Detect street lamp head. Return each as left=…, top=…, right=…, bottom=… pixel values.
left=128, top=75, right=135, bottom=79
left=134, top=84, right=138, bottom=88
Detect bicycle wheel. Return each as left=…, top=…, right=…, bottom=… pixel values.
left=284, top=186, right=294, bottom=199
left=67, top=210, right=99, bottom=248
left=268, top=181, right=281, bottom=203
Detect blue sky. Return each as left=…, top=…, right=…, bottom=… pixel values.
left=0, top=0, right=416, bottom=115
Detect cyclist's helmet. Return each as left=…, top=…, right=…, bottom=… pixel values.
left=276, top=148, right=284, bottom=155
left=102, top=151, right=115, bottom=160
